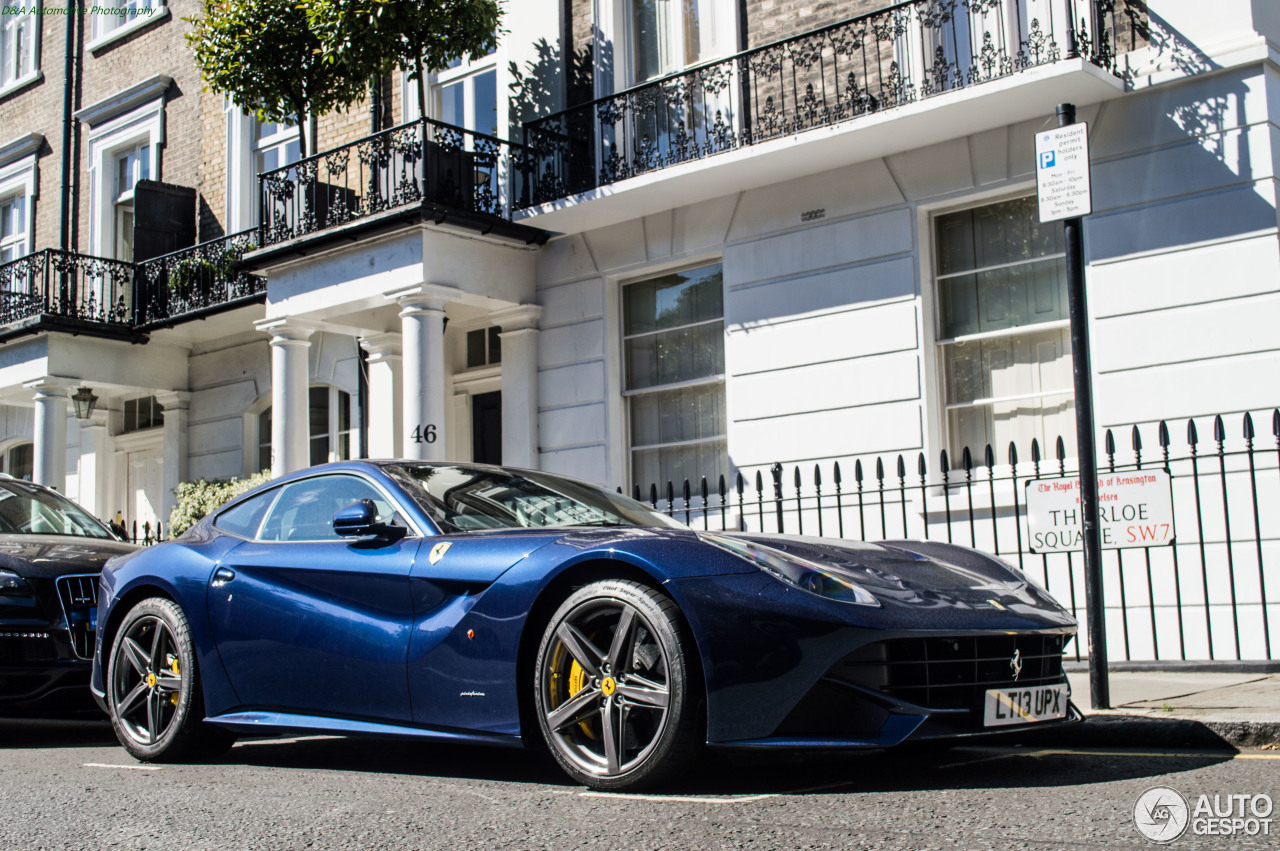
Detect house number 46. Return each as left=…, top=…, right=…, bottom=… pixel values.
left=411, top=424, right=437, bottom=443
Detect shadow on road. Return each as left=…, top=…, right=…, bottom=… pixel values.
left=0, top=714, right=1242, bottom=798
left=226, top=736, right=574, bottom=787
left=179, top=717, right=1240, bottom=797
left=0, top=717, right=115, bottom=749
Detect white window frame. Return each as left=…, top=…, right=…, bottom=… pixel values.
left=0, top=2, right=40, bottom=96
left=226, top=103, right=301, bottom=232
left=254, top=120, right=300, bottom=174
left=620, top=260, right=728, bottom=493
left=244, top=386, right=353, bottom=477
left=87, top=0, right=170, bottom=52
left=0, top=149, right=36, bottom=265
left=0, top=439, right=33, bottom=480
left=403, top=38, right=502, bottom=129
left=0, top=195, right=24, bottom=262
left=929, top=193, right=1076, bottom=463
left=431, top=55, right=498, bottom=135
left=308, top=384, right=353, bottom=467
left=602, top=0, right=738, bottom=92
left=120, top=394, right=164, bottom=434
left=86, top=98, right=163, bottom=259
left=111, top=141, right=149, bottom=262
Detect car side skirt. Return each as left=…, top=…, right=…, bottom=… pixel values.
left=203, top=710, right=526, bottom=748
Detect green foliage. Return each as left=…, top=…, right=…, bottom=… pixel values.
left=304, top=0, right=503, bottom=118
left=169, top=470, right=271, bottom=537
left=185, top=0, right=372, bottom=156
left=167, top=241, right=256, bottom=293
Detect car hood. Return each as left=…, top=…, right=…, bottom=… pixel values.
left=716, top=532, right=1073, bottom=619
left=0, top=535, right=137, bottom=579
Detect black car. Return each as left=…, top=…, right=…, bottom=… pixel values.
left=0, top=476, right=136, bottom=716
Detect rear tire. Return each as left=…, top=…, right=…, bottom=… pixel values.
left=107, top=597, right=234, bottom=762
left=534, top=579, right=700, bottom=790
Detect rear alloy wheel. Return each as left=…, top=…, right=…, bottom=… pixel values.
left=107, top=597, right=233, bottom=762
left=535, top=579, right=699, bottom=790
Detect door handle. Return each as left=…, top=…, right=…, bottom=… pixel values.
left=212, top=567, right=236, bottom=587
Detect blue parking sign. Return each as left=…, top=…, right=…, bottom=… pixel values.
left=1039, top=151, right=1056, bottom=169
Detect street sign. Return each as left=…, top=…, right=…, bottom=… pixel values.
left=1035, top=122, right=1092, bottom=222
left=1025, top=470, right=1175, bottom=553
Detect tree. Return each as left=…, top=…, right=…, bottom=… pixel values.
left=186, top=0, right=372, bottom=158
left=304, top=0, right=503, bottom=127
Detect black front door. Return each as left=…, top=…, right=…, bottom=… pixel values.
left=471, top=391, right=502, bottom=464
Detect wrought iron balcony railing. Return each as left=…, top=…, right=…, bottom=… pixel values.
left=258, top=117, right=531, bottom=247
left=134, top=230, right=265, bottom=330
left=0, top=249, right=133, bottom=331
left=522, top=0, right=1119, bottom=205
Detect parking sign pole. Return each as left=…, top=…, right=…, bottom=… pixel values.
left=1056, top=103, right=1110, bottom=709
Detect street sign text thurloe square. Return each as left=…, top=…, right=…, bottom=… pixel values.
left=1025, top=471, right=1175, bottom=553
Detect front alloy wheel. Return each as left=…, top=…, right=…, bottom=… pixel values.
left=108, top=597, right=232, bottom=761
left=535, top=579, right=699, bottom=790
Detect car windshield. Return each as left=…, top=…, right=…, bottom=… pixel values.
left=383, top=464, right=687, bottom=533
left=0, top=480, right=114, bottom=539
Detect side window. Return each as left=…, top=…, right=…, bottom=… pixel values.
left=257, top=475, right=397, bottom=543
left=213, top=489, right=279, bottom=539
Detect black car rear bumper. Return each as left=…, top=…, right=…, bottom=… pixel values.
left=0, top=660, right=98, bottom=716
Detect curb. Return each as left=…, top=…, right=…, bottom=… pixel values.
left=1015, top=712, right=1280, bottom=750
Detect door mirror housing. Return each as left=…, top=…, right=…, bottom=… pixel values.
left=333, top=500, right=405, bottom=542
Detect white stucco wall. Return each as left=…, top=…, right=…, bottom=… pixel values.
left=186, top=330, right=361, bottom=483
left=533, top=58, right=1280, bottom=501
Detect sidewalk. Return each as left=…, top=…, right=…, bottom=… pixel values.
left=1049, top=668, right=1280, bottom=749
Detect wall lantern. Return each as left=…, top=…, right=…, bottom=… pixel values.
left=71, top=387, right=99, bottom=420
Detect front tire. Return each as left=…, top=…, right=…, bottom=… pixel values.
left=535, top=579, right=700, bottom=790
left=107, top=597, right=233, bottom=762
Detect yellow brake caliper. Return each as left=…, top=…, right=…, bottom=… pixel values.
left=567, top=659, right=597, bottom=740
left=167, top=655, right=180, bottom=706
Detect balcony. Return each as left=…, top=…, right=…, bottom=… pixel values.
left=133, top=230, right=265, bottom=331
left=255, top=117, right=546, bottom=258
left=518, top=0, right=1126, bottom=232
left=0, top=249, right=135, bottom=341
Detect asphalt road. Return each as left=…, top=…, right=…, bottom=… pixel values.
left=2, top=719, right=1277, bottom=850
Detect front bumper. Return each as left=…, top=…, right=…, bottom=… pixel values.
left=666, top=572, right=1080, bottom=748
left=708, top=676, right=1083, bottom=750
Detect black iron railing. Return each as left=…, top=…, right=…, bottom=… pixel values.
left=632, top=410, right=1280, bottom=664
left=523, top=0, right=1119, bottom=205
left=0, top=249, right=133, bottom=329
left=258, top=118, right=530, bottom=247
left=134, top=230, right=265, bottom=329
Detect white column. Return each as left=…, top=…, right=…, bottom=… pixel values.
left=258, top=319, right=316, bottom=476
left=494, top=304, right=543, bottom=469
left=76, top=410, right=110, bottom=517
left=154, top=391, right=191, bottom=526
left=28, top=382, right=68, bottom=490
left=360, top=333, right=404, bottom=459
left=390, top=285, right=458, bottom=461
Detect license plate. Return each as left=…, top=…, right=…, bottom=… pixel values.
left=983, top=684, right=1067, bottom=727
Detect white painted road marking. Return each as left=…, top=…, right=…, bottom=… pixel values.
left=580, top=791, right=779, bottom=804
left=82, top=762, right=162, bottom=771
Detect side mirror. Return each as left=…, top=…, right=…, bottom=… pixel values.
left=333, top=500, right=404, bottom=542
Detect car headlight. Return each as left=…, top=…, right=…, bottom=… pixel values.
left=0, top=568, right=33, bottom=597
left=698, top=533, right=880, bottom=607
